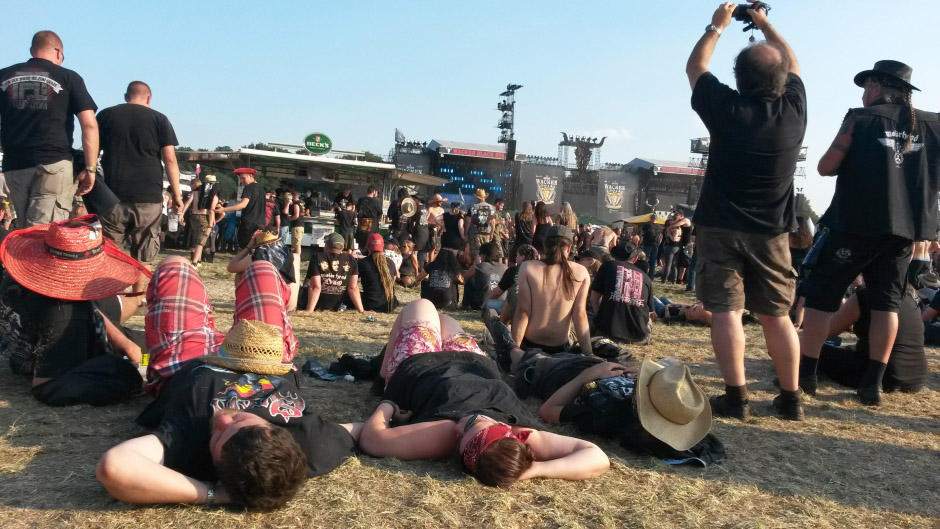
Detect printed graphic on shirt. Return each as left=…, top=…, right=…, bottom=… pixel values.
left=211, top=372, right=305, bottom=422
left=879, top=130, right=924, bottom=166
left=470, top=203, right=493, bottom=232
left=2, top=69, right=62, bottom=110
left=429, top=270, right=452, bottom=289
left=610, top=265, right=645, bottom=306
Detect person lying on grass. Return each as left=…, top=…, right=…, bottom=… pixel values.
left=361, top=299, right=609, bottom=487
left=97, top=320, right=362, bottom=511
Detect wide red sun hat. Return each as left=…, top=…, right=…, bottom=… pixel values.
left=0, top=215, right=151, bottom=300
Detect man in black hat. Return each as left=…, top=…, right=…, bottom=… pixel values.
left=590, top=240, right=655, bottom=345
left=685, top=3, right=806, bottom=420
left=798, top=60, right=940, bottom=406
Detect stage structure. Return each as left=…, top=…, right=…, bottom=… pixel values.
left=626, top=158, right=706, bottom=217
left=425, top=140, right=521, bottom=207
left=558, top=133, right=605, bottom=175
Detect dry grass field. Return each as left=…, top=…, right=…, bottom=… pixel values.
left=1, top=253, right=938, bottom=528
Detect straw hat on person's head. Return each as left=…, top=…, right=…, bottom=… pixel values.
left=200, top=320, right=292, bottom=375
left=430, top=194, right=444, bottom=205
left=918, top=271, right=940, bottom=289
left=252, top=231, right=281, bottom=247
left=635, top=358, right=711, bottom=451
left=0, top=215, right=150, bottom=300
left=205, top=174, right=217, bottom=183
left=400, top=197, right=417, bottom=218
left=474, top=188, right=488, bottom=201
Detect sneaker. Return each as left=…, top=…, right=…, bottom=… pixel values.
left=709, top=394, right=750, bottom=421
left=857, top=385, right=883, bottom=406
left=772, top=394, right=805, bottom=421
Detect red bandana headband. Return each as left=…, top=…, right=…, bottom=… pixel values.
left=462, top=424, right=530, bottom=473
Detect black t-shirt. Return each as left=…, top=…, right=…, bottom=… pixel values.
left=240, top=183, right=266, bottom=226
left=498, top=265, right=521, bottom=294
left=0, top=58, right=97, bottom=170
left=357, top=255, right=396, bottom=312
left=591, top=260, right=653, bottom=343
left=820, top=105, right=940, bottom=240
left=333, top=192, right=354, bottom=211
left=462, top=261, right=507, bottom=310
left=137, top=364, right=356, bottom=481
left=690, top=72, right=807, bottom=233
left=289, top=202, right=305, bottom=228
left=0, top=278, right=118, bottom=378
left=515, top=216, right=534, bottom=247
left=409, top=205, right=430, bottom=250
left=276, top=196, right=290, bottom=228
left=420, top=268, right=459, bottom=310
left=306, top=252, right=357, bottom=310
left=383, top=351, right=537, bottom=426
left=356, top=196, right=381, bottom=226
left=441, top=212, right=463, bottom=249
left=641, top=224, right=657, bottom=247
left=533, top=223, right=551, bottom=249
left=855, top=288, right=927, bottom=388
left=337, top=210, right=356, bottom=235
left=398, top=254, right=416, bottom=277
left=97, top=103, right=178, bottom=203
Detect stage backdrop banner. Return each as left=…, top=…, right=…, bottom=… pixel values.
left=604, top=182, right=626, bottom=210
left=535, top=175, right=558, bottom=205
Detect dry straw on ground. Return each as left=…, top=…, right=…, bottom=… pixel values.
left=1, top=254, right=938, bottom=528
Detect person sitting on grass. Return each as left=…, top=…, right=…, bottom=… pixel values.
left=358, top=233, right=398, bottom=313
left=461, top=241, right=507, bottom=311
left=652, top=299, right=715, bottom=327
left=360, top=299, right=609, bottom=488
left=419, top=248, right=463, bottom=310
left=301, top=232, right=368, bottom=314
left=483, top=244, right=539, bottom=322
left=512, top=225, right=592, bottom=355
left=0, top=215, right=150, bottom=406
left=806, top=284, right=927, bottom=395
left=397, top=239, right=419, bottom=287
left=96, top=320, right=362, bottom=512
left=590, top=240, right=655, bottom=345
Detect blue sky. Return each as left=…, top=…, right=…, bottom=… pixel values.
left=3, top=1, right=939, bottom=214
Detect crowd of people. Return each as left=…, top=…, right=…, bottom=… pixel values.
left=0, top=2, right=938, bottom=511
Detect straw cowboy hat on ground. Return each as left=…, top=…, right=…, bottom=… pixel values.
left=635, top=358, right=712, bottom=451
left=200, top=319, right=293, bottom=375
left=0, top=215, right=150, bottom=300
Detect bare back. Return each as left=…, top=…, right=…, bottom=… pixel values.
left=516, top=260, right=590, bottom=347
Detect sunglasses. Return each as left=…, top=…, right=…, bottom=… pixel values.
left=463, top=413, right=487, bottom=433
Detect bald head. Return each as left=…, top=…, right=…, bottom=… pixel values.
left=733, top=41, right=789, bottom=100
left=125, top=81, right=152, bottom=106
left=30, top=31, right=64, bottom=64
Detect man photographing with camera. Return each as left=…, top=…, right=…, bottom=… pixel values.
left=686, top=2, right=807, bottom=420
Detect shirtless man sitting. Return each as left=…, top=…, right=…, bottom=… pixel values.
left=590, top=226, right=618, bottom=252
left=511, top=225, right=592, bottom=360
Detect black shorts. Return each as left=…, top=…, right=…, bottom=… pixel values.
left=801, top=230, right=912, bottom=313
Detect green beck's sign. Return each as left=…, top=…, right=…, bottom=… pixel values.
left=304, top=132, right=333, bottom=154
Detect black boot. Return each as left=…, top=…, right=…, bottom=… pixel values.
left=710, top=385, right=750, bottom=421
left=772, top=390, right=805, bottom=421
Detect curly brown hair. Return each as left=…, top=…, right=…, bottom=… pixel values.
left=473, top=438, right=535, bottom=488
left=217, top=425, right=308, bottom=511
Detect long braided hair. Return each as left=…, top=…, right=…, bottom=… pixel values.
left=372, top=251, right=396, bottom=311
left=872, top=76, right=917, bottom=153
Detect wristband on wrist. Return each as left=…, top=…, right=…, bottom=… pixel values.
left=85, top=166, right=96, bottom=174
left=204, top=481, right=216, bottom=506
